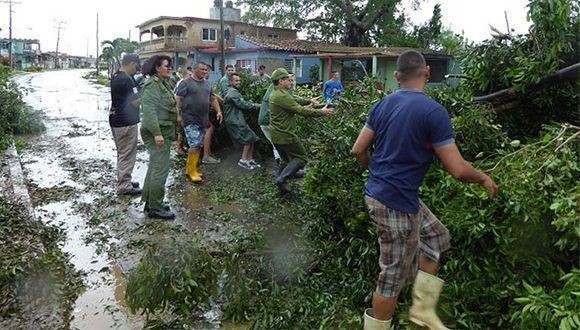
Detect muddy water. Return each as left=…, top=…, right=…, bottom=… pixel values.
left=15, top=70, right=146, bottom=329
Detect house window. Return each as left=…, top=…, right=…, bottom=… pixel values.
left=236, top=59, right=254, bottom=71
left=284, top=59, right=293, bottom=72
left=202, top=28, right=217, bottom=42
left=267, top=34, right=279, bottom=39
left=426, top=59, right=448, bottom=83
left=295, top=59, right=302, bottom=78
left=240, top=30, right=246, bottom=35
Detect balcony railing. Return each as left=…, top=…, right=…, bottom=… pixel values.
left=140, top=36, right=190, bottom=51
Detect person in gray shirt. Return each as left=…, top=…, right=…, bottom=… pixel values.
left=175, top=62, right=223, bottom=183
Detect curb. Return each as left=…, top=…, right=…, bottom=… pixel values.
left=4, top=145, right=34, bottom=214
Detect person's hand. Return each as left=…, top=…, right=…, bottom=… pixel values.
left=310, top=97, right=319, bottom=106
left=481, top=175, right=498, bottom=198
left=154, top=135, right=164, bottom=147
left=216, top=112, right=223, bottom=124
left=177, top=115, right=183, bottom=127
left=321, top=105, right=334, bottom=117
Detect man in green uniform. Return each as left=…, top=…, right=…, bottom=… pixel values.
left=223, top=73, right=262, bottom=170
left=217, top=64, right=235, bottom=98
left=269, top=68, right=333, bottom=194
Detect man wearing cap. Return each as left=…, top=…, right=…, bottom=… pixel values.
left=269, top=68, right=334, bottom=194
left=109, top=53, right=142, bottom=196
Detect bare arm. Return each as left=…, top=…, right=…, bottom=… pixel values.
left=175, top=95, right=183, bottom=126
left=351, top=126, right=375, bottom=169
left=130, top=98, right=141, bottom=107
left=210, top=95, right=223, bottom=123
left=435, top=143, right=498, bottom=198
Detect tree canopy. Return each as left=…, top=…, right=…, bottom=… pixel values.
left=236, top=0, right=438, bottom=47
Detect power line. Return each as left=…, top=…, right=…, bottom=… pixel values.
left=0, top=0, right=22, bottom=69
left=54, top=19, right=66, bottom=68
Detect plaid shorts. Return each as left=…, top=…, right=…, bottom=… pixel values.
left=364, top=196, right=450, bottom=297
left=184, top=124, right=206, bottom=148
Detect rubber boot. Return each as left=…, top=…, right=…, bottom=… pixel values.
left=275, top=159, right=302, bottom=194
left=364, top=308, right=391, bottom=330
left=408, top=271, right=448, bottom=330
left=186, top=153, right=203, bottom=183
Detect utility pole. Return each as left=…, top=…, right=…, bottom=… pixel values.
left=218, top=0, right=225, bottom=75
left=0, top=0, right=22, bottom=69
left=54, top=20, right=66, bottom=68
left=96, top=12, right=99, bottom=75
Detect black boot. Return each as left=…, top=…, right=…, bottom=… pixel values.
left=148, top=209, right=175, bottom=220
left=144, top=202, right=170, bottom=212
left=275, top=159, right=303, bottom=195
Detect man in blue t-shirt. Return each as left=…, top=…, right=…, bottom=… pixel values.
left=322, top=71, right=344, bottom=103
left=109, top=53, right=142, bottom=196
left=352, top=50, right=498, bottom=330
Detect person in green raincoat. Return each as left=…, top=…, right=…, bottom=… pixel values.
left=217, top=64, right=235, bottom=98
left=222, top=73, right=262, bottom=170
left=140, top=55, right=178, bottom=220
left=269, top=68, right=333, bottom=194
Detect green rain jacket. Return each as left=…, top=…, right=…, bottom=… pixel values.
left=223, top=86, right=260, bottom=143
left=269, top=86, right=325, bottom=145
left=217, top=74, right=231, bottom=98
left=140, top=75, right=177, bottom=136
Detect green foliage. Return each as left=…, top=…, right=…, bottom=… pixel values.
left=308, top=64, right=320, bottom=85
left=238, top=0, right=426, bottom=47
left=100, top=38, right=139, bottom=78
left=124, top=240, right=219, bottom=320
left=0, top=196, right=83, bottom=326
left=0, top=65, right=45, bottom=152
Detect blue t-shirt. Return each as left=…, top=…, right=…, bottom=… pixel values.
left=364, top=89, right=454, bottom=214
left=323, top=80, right=344, bottom=102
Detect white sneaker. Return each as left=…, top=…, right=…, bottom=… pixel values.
left=248, top=159, right=262, bottom=168
left=237, top=159, right=255, bottom=170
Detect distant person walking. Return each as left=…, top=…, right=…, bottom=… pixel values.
left=322, top=70, right=344, bottom=104
left=109, top=53, right=142, bottom=196
left=351, top=50, right=498, bottom=330
left=140, top=55, right=179, bottom=220
left=175, top=62, right=223, bottom=182
left=223, top=73, right=262, bottom=170
left=269, top=68, right=333, bottom=194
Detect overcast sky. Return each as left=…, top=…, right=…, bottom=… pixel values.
left=0, top=0, right=531, bottom=56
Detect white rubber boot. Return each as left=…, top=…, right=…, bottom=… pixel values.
left=408, top=271, right=449, bottom=330
left=364, top=308, right=391, bottom=330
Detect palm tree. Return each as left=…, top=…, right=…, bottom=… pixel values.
left=100, top=38, right=139, bottom=77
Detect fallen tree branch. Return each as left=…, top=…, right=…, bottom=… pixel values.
left=472, top=62, right=580, bottom=105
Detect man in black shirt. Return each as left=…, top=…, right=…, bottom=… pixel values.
left=110, top=53, right=142, bottom=195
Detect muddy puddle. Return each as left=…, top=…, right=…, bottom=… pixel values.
left=13, top=70, right=266, bottom=329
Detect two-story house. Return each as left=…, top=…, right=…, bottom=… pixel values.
left=0, top=38, right=41, bottom=69
left=136, top=1, right=297, bottom=69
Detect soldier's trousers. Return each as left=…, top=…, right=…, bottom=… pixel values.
left=141, top=124, right=175, bottom=211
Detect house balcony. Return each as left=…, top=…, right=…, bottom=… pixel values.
left=139, top=36, right=190, bottom=52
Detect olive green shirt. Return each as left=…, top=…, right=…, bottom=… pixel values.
left=269, top=86, right=325, bottom=145
left=140, top=75, right=177, bottom=136
left=217, top=74, right=231, bottom=98
left=259, top=84, right=311, bottom=126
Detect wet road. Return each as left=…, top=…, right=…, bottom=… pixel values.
left=15, top=70, right=146, bottom=329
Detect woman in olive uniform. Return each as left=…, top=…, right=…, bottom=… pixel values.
left=140, top=55, right=178, bottom=219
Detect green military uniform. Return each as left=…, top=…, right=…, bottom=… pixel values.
left=269, top=86, right=325, bottom=166
left=217, top=74, right=231, bottom=98
left=223, top=86, right=260, bottom=144
left=140, top=75, right=178, bottom=211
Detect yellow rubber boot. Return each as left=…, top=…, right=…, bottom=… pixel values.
left=408, top=271, right=448, bottom=330
left=186, top=154, right=203, bottom=183
left=364, top=308, right=391, bottom=330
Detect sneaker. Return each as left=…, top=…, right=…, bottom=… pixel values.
left=248, top=159, right=262, bottom=168
left=237, top=159, right=255, bottom=170
left=202, top=155, right=221, bottom=164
